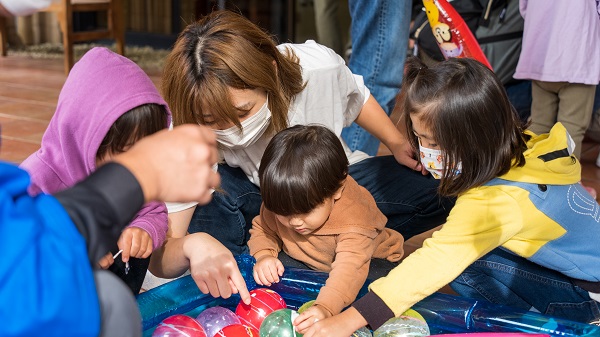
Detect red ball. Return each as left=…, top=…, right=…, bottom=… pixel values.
left=214, top=324, right=260, bottom=337
left=235, top=288, right=287, bottom=330
left=152, top=314, right=207, bottom=337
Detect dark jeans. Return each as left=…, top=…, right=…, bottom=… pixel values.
left=278, top=251, right=399, bottom=281
left=189, top=155, right=455, bottom=255
left=505, top=80, right=532, bottom=123
left=451, top=248, right=600, bottom=324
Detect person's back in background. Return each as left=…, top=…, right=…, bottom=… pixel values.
left=411, top=0, right=531, bottom=121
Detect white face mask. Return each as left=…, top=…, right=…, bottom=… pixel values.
left=418, top=144, right=461, bottom=179
left=213, top=98, right=271, bottom=149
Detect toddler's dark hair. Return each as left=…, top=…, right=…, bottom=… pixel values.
left=259, top=124, right=348, bottom=216
left=97, top=103, right=168, bottom=160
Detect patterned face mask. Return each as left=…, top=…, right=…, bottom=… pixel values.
left=418, top=144, right=461, bottom=179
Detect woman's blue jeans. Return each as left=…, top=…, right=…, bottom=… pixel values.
left=451, top=247, right=600, bottom=323
left=188, top=155, right=454, bottom=255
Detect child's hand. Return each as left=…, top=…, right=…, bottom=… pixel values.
left=117, top=227, right=153, bottom=263
left=293, top=305, right=330, bottom=334
left=97, top=252, right=114, bottom=269
left=252, top=256, right=284, bottom=286
left=301, top=307, right=367, bottom=337
left=391, top=139, right=426, bottom=174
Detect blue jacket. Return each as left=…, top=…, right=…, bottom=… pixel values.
left=0, top=162, right=100, bottom=336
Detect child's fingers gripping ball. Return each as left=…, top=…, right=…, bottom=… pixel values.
left=259, top=308, right=303, bottom=337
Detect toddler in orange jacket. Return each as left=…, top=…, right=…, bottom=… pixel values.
left=248, top=124, right=404, bottom=330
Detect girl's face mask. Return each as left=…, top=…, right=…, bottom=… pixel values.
left=418, top=144, right=461, bottom=179
left=213, top=97, right=271, bottom=149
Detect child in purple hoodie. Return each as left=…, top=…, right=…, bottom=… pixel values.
left=20, top=47, right=171, bottom=294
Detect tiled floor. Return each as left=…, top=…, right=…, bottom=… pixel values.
left=2, top=52, right=600, bottom=295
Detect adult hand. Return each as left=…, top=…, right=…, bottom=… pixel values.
left=252, top=255, right=284, bottom=286
left=183, top=233, right=251, bottom=305
left=117, top=227, right=153, bottom=262
left=113, top=124, right=220, bottom=204
left=302, top=307, right=368, bottom=337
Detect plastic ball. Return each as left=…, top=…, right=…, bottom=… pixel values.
left=152, top=314, right=207, bottom=337
left=373, top=316, right=430, bottom=337
left=235, top=288, right=287, bottom=330
left=259, top=308, right=302, bottom=337
left=297, top=300, right=315, bottom=314
left=400, top=309, right=426, bottom=323
left=196, top=306, right=241, bottom=337
left=352, top=327, right=373, bottom=337
left=214, top=324, right=260, bottom=337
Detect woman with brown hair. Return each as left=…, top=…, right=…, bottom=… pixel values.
left=152, top=10, right=453, bottom=280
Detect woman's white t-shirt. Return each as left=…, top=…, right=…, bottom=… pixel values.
left=167, top=40, right=371, bottom=213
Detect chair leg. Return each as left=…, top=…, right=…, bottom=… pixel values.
left=111, top=0, right=125, bottom=56
left=59, top=3, right=74, bottom=74
left=0, top=16, right=7, bottom=57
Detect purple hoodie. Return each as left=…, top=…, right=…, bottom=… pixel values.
left=20, top=47, right=171, bottom=251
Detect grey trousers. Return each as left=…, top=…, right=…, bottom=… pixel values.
left=95, top=270, right=142, bottom=337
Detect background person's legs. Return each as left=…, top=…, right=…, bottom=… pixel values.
left=341, top=0, right=412, bottom=156
left=527, top=80, right=560, bottom=137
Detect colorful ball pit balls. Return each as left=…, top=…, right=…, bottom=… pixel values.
left=352, top=327, right=373, bottom=337
left=258, top=308, right=302, bottom=337
left=235, top=288, right=287, bottom=330
left=195, top=306, right=241, bottom=337
left=152, top=314, right=207, bottom=337
left=214, top=324, right=260, bottom=337
left=373, top=316, right=430, bottom=337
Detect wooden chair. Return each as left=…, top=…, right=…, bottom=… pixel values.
left=43, top=0, right=125, bottom=74
left=0, top=16, right=7, bottom=57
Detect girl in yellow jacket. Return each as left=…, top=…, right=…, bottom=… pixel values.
left=299, top=57, right=600, bottom=336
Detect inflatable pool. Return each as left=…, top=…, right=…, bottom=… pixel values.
left=137, top=255, right=600, bottom=336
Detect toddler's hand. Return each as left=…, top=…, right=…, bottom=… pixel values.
left=294, top=305, right=330, bottom=334
left=97, top=252, right=114, bottom=269
left=118, top=227, right=153, bottom=262
left=253, top=255, right=284, bottom=286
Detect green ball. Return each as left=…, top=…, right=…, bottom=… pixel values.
left=352, top=326, right=373, bottom=336
left=259, top=308, right=303, bottom=337
left=400, top=309, right=426, bottom=323
left=297, top=300, right=315, bottom=314
left=373, top=316, right=430, bottom=337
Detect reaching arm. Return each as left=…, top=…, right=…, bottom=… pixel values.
left=354, top=95, right=423, bottom=172
left=149, top=205, right=251, bottom=304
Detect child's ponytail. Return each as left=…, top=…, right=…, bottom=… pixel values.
left=403, top=56, right=427, bottom=88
